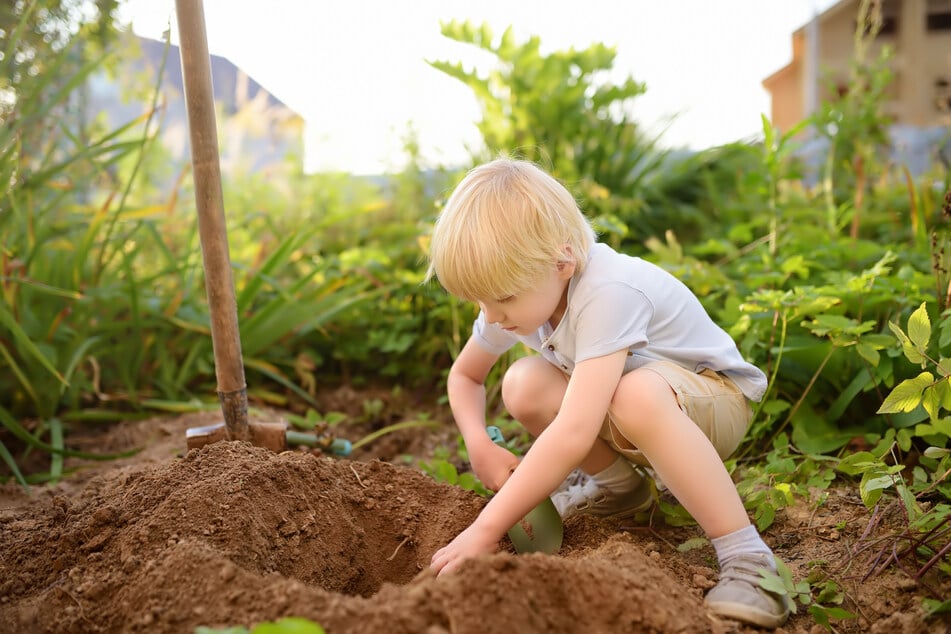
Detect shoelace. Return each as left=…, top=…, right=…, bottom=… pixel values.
left=555, top=479, right=604, bottom=509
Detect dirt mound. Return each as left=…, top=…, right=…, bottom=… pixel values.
left=0, top=410, right=947, bottom=633
left=0, top=439, right=713, bottom=633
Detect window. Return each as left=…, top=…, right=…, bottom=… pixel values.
left=878, top=15, right=898, bottom=36
left=928, top=12, right=951, bottom=29
left=936, top=77, right=951, bottom=112
left=928, top=0, right=951, bottom=30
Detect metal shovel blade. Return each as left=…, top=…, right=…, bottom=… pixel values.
left=486, top=426, right=564, bottom=554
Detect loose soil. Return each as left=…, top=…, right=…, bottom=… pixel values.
left=1, top=396, right=949, bottom=633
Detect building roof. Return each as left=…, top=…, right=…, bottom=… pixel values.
left=762, top=1, right=855, bottom=89
left=135, top=36, right=301, bottom=120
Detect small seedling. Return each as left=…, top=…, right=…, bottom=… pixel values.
left=758, top=559, right=856, bottom=630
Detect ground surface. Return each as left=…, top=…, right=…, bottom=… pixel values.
left=1, top=396, right=949, bottom=633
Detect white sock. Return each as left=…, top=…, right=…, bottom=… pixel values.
left=711, top=524, right=775, bottom=569
left=589, top=456, right=643, bottom=493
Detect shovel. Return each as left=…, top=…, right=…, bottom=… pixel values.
left=175, top=0, right=350, bottom=456
left=486, top=426, right=563, bottom=554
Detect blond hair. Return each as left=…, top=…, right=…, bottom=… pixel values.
left=426, top=158, right=596, bottom=301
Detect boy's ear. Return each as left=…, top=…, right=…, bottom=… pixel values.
left=557, top=261, right=576, bottom=279
left=556, top=245, right=576, bottom=279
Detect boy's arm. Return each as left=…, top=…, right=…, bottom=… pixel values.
left=431, top=348, right=629, bottom=576
left=447, top=338, right=520, bottom=491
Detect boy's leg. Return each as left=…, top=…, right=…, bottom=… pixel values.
left=502, top=356, right=651, bottom=518
left=502, top=355, right=617, bottom=473
left=609, top=366, right=749, bottom=535
left=607, top=363, right=789, bottom=628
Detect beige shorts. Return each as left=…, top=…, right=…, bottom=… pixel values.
left=599, top=360, right=753, bottom=467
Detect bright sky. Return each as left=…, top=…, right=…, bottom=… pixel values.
left=119, top=0, right=839, bottom=175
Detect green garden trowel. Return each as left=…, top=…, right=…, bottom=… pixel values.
left=486, top=426, right=564, bottom=554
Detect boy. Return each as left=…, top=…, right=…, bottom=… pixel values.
left=425, top=158, right=789, bottom=628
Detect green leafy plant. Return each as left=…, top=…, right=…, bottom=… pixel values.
left=195, top=616, right=325, bottom=634
left=419, top=446, right=490, bottom=497
left=734, top=435, right=837, bottom=531
left=759, top=558, right=856, bottom=630
left=429, top=21, right=704, bottom=247
left=828, top=301, right=951, bottom=611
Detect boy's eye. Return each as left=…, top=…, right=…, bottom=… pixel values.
left=497, top=295, right=515, bottom=304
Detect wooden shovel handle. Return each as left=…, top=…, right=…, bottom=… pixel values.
left=175, top=0, right=249, bottom=440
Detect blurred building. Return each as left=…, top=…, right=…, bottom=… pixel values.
left=763, top=0, right=951, bottom=175
left=84, top=34, right=304, bottom=180
left=764, top=0, right=951, bottom=131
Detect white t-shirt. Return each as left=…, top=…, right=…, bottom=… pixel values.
left=472, top=243, right=768, bottom=401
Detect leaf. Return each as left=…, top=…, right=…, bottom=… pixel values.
left=922, top=382, right=946, bottom=421
left=658, top=500, right=698, bottom=527
left=774, top=482, right=794, bottom=505
left=860, top=473, right=895, bottom=508
left=907, top=302, right=932, bottom=349
left=0, top=440, right=28, bottom=489
left=933, top=417, right=951, bottom=436
left=811, top=605, right=857, bottom=624
left=0, top=305, right=68, bottom=387
left=896, top=428, right=913, bottom=452
left=805, top=314, right=856, bottom=336
left=755, top=503, right=776, bottom=531
left=765, top=458, right=796, bottom=475
left=836, top=451, right=877, bottom=476
left=433, top=460, right=458, bottom=485
left=877, top=372, right=934, bottom=414
left=903, top=341, right=926, bottom=365
left=923, top=597, right=951, bottom=616
left=809, top=605, right=831, bottom=628
left=855, top=342, right=880, bottom=366
left=676, top=536, right=709, bottom=553
left=897, top=482, right=918, bottom=517
left=780, top=255, right=810, bottom=278
left=889, top=321, right=924, bottom=365
left=765, top=557, right=792, bottom=588
left=757, top=573, right=787, bottom=595
left=761, top=399, right=791, bottom=415
left=828, top=371, right=873, bottom=421
left=791, top=408, right=857, bottom=454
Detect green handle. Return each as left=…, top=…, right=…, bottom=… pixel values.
left=486, top=425, right=505, bottom=446
left=285, top=430, right=352, bottom=456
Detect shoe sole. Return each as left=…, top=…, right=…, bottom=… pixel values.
left=705, top=599, right=789, bottom=628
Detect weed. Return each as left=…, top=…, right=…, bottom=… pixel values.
left=418, top=447, right=490, bottom=497
left=758, top=558, right=856, bottom=629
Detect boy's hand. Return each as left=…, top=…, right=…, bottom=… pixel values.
left=468, top=440, right=521, bottom=492
left=430, top=521, right=501, bottom=576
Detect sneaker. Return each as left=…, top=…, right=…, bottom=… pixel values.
left=704, top=553, right=791, bottom=628
left=550, top=474, right=653, bottom=520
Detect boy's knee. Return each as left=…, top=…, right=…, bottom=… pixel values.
left=609, top=368, right=677, bottom=430
left=501, top=356, right=561, bottom=417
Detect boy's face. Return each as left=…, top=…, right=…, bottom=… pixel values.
left=477, top=261, right=575, bottom=335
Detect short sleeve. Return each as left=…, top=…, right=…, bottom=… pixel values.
left=471, top=311, right=518, bottom=355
